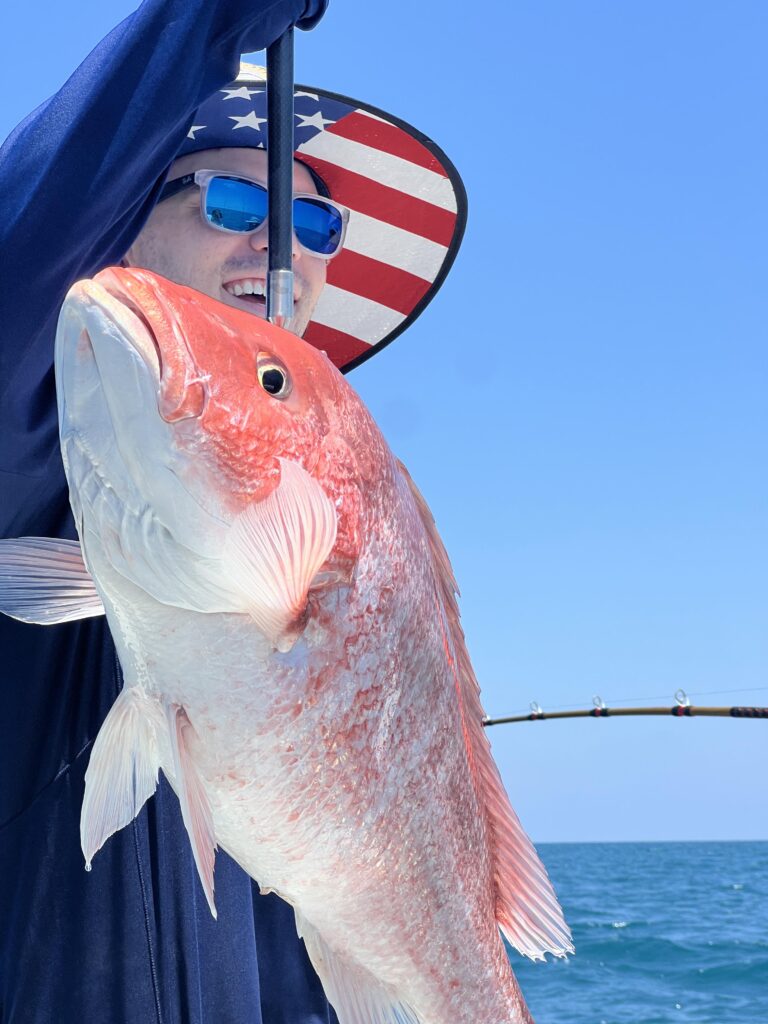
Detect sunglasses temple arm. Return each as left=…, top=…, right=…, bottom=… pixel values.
left=266, top=27, right=295, bottom=329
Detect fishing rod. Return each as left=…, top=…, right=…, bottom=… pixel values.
left=266, top=27, right=294, bottom=329
left=482, top=691, right=768, bottom=727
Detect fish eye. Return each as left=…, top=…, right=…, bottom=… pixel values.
left=257, top=358, right=291, bottom=399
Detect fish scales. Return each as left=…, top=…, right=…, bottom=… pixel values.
left=0, top=267, right=572, bottom=1024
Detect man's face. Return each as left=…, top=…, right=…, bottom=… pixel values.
left=123, top=148, right=327, bottom=336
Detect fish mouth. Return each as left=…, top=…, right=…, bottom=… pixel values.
left=56, top=269, right=233, bottom=560
left=72, top=270, right=163, bottom=384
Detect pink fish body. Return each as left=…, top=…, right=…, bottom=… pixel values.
left=0, top=268, right=572, bottom=1023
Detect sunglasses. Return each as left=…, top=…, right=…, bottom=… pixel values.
left=158, top=169, right=349, bottom=258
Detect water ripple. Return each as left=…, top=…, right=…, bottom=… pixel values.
left=513, top=841, right=768, bottom=1024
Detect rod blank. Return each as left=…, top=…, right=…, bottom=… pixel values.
left=482, top=705, right=768, bottom=726
left=266, top=28, right=295, bottom=328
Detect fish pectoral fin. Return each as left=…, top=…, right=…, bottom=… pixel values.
left=81, top=686, right=161, bottom=869
left=0, top=537, right=105, bottom=624
left=294, top=911, right=422, bottom=1024
left=223, top=459, right=337, bottom=652
left=166, top=704, right=218, bottom=918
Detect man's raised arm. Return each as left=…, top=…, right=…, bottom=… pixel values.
left=0, top=0, right=326, bottom=386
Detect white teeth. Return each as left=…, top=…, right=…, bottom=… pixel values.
left=225, top=279, right=266, bottom=299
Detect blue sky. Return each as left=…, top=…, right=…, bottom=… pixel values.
left=2, top=1, right=766, bottom=841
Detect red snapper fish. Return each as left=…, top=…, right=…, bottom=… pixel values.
left=0, top=268, right=572, bottom=1023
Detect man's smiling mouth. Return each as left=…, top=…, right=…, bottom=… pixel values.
left=222, top=277, right=300, bottom=311
left=224, top=277, right=266, bottom=299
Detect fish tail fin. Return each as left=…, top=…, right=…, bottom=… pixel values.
left=0, top=537, right=105, bottom=624
left=294, top=911, right=423, bottom=1024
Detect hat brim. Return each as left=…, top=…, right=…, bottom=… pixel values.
left=293, top=85, right=467, bottom=373
left=179, top=78, right=467, bottom=372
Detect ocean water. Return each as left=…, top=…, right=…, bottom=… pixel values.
left=512, top=842, right=768, bottom=1024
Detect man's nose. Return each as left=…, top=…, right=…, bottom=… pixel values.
left=248, top=222, right=302, bottom=260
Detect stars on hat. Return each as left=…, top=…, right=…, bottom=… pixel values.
left=229, top=111, right=268, bottom=132
left=178, top=90, right=354, bottom=158
left=221, top=86, right=265, bottom=101
left=295, top=109, right=335, bottom=133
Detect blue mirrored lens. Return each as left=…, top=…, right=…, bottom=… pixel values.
left=205, top=177, right=268, bottom=232
left=204, top=177, right=343, bottom=255
left=293, top=198, right=343, bottom=256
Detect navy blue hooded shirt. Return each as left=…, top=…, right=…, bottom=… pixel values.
left=0, top=1, right=341, bottom=1021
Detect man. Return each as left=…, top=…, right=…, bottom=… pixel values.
left=122, top=60, right=465, bottom=369
left=0, top=2, right=464, bottom=1021
left=124, top=147, right=331, bottom=337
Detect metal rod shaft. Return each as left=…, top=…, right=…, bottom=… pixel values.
left=482, top=705, right=768, bottom=726
left=266, top=28, right=294, bottom=329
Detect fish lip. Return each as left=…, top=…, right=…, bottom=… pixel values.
left=72, top=272, right=162, bottom=383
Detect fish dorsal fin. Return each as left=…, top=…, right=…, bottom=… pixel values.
left=396, top=460, right=574, bottom=961
left=295, top=911, right=423, bottom=1024
left=166, top=704, right=218, bottom=918
left=223, top=459, right=337, bottom=651
left=81, top=686, right=162, bottom=869
left=0, top=537, right=105, bottom=624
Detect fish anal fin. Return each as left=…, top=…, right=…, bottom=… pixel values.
left=0, top=537, right=105, bottom=624
left=223, top=459, right=337, bottom=651
left=294, top=911, right=422, bottom=1024
left=396, top=459, right=574, bottom=961
left=166, top=704, right=218, bottom=917
left=81, top=686, right=161, bottom=868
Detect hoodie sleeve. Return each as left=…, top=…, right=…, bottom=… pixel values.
left=0, top=0, right=327, bottom=393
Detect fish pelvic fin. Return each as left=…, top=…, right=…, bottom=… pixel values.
left=166, top=704, right=218, bottom=918
left=0, top=537, right=105, bottom=624
left=396, top=459, right=574, bottom=961
left=294, top=911, right=423, bottom=1024
left=223, top=459, right=337, bottom=652
left=81, top=686, right=162, bottom=869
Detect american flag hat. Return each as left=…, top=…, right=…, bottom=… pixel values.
left=175, top=63, right=467, bottom=372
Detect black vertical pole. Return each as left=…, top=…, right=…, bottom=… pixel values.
left=266, top=28, right=294, bottom=328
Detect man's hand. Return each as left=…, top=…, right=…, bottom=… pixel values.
left=297, top=0, right=328, bottom=30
